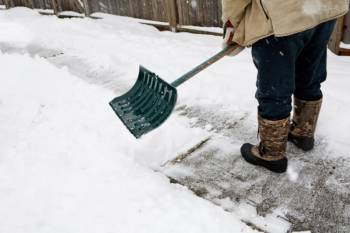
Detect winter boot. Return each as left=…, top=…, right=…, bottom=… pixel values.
left=288, top=97, right=322, bottom=151
left=241, top=115, right=289, bottom=173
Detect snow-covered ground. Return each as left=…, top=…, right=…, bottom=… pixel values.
left=0, top=7, right=349, bottom=233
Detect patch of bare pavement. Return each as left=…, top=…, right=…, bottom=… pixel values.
left=161, top=105, right=350, bottom=233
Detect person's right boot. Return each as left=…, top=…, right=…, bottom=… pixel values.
left=288, top=97, right=322, bottom=151
left=241, top=115, right=289, bottom=173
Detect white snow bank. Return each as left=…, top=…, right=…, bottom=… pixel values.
left=319, top=53, right=350, bottom=156
left=0, top=52, right=256, bottom=233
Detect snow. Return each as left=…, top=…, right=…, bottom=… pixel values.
left=287, top=166, right=299, bottom=183
left=205, top=123, right=214, bottom=131
left=190, top=0, right=198, bottom=9
left=179, top=25, right=222, bottom=34
left=0, top=8, right=257, bottom=233
left=216, top=200, right=290, bottom=233
left=0, top=48, right=254, bottom=233
left=0, top=21, right=34, bottom=45
left=340, top=41, right=350, bottom=49
left=1, top=6, right=350, bottom=233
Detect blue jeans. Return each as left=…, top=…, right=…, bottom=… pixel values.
left=252, top=20, right=336, bottom=120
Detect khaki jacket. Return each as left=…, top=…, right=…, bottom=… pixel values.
left=222, top=0, right=349, bottom=46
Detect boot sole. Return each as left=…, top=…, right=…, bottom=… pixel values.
left=240, top=143, right=288, bottom=173
left=288, top=133, right=314, bottom=151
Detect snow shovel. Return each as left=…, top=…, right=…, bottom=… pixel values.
left=109, top=44, right=240, bottom=138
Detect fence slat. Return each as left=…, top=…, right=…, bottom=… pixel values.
left=5, top=0, right=15, bottom=8
left=167, top=0, right=178, bottom=31
left=82, top=0, right=90, bottom=15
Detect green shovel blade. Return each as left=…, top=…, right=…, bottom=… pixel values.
left=109, top=66, right=178, bottom=138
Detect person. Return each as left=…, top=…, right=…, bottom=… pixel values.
left=222, top=0, right=349, bottom=173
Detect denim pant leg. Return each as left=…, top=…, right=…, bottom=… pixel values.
left=294, top=20, right=336, bottom=101
left=252, top=20, right=335, bottom=120
left=252, top=36, right=302, bottom=120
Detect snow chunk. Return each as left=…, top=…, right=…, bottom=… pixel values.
left=205, top=123, right=213, bottom=131
left=287, top=166, right=299, bottom=183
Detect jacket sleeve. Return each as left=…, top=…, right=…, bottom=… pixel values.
left=222, top=0, right=252, bottom=27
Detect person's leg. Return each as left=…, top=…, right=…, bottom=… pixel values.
left=253, top=35, right=302, bottom=120
left=294, top=20, right=336, bottom=101
left=241, top=33, right=308, bottom=173
left=290, top=20, right=336, bottom=151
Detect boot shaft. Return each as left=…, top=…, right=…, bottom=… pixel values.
left=258, top=115, right=290, bottom=160
left=290, top=97, right=322, bottom=138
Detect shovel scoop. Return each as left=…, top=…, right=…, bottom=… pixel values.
left=109, top=44, right=240, bottom=138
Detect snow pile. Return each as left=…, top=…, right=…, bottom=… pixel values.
left=0, top=52, right=255, bottom=233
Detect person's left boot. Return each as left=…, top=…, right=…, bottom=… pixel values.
left=288, top=97, right=322, bottom=151
left=241, top=115, right=290, bottom=173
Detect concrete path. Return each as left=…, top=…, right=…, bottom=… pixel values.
left=162, top=105, right=350, bottom=233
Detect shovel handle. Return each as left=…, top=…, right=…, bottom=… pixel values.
left=170, top=44, right=240, bottom=87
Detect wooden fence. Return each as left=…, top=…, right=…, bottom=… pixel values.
left=0, top=0, right=223, bottom=27
left=80, top=0, right=223, bottom=27
left=88, top=0, right=168, bottom=23
left=329, top=13, right=350, bottom=55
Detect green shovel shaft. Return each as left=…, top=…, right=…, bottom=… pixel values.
left=170, top=44, right=240, bottom=88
